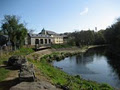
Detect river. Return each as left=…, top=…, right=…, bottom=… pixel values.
left=52, top=47, right=120, bottom=88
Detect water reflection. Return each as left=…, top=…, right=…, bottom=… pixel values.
left=106, top=51, right=120, bottom=80
left=52, top=47, right=120, bottom=88
left=76, top=54, right=94, bottom=65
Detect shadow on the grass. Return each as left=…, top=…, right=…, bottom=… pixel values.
left=0, top=78, right=20, bottom=90
left=0, top=65, right=20, bottom=70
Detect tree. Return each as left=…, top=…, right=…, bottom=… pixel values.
left=0, top=28, right=4, bottom=35
left=94, top=30, right=106, bottom=45
left=1, top=15, right=27, bottom=50
left=16, top=24, right=28, bottom=48
left=69, top=30, right=95, bottom=47
left=105, top=18, right=120, bottom=46
left=28, top=29, right=35, bottom=34
left=0, top=31, right=1, bottom=35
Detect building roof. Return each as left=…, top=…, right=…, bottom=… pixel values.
left=39, top=28, right=57, bottom=35
left=29, top=33, right=51, bottom=38
left=45, top=30, right=57, bottom=35
left=31, top=28, right=64, bottom=38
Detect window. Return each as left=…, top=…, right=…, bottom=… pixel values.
left=35, top=39, right=39, bottom=44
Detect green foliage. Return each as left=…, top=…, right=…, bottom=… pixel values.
left=0, top=68, right=9, bottom=81
left=0, top=47, right=34, bottom=65
left=13, top=47, right=34, bottom=55
left=0, top=30, right=3, bottom=35
left=99, top=83, right=113, bottom=90
left=105, top=18, right=120, bottom=47
left=51, top=44, right=73, bottom=49
left=0, top=55, right=9, bottom=65
left=94, top=30, right=106, bottom=45
left=68, top=30, right=105, bottom=47
left=1, top=15, right=28, bottom=50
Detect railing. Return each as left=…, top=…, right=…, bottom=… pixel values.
left=35, top=44, right=51, bottom=50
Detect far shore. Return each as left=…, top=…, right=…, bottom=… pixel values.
left=27, top=45, right=106, bottom=60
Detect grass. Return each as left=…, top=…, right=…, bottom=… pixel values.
left=0, top=47, right=34, bottom=64
left=0, top=47, right=34, bottom=82
left=11, top=47, right=34, bottom=55
left=51, top=44, right=73, bottom=49
left=0, top=46, right=114, bottom=89
left=0, top=68, right=9, bottom=81
left=29, top=52, right=113, bottom=90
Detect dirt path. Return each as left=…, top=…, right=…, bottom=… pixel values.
left=26, top=49, right=54, bottom=60
left=26, top=47, right=85, bottom=60
left=5, top=70, right=18, bottom=81
left=0, top=65, right=62, bottom=90
left=0, top=60, right=62, bottom=90
left=10, top=66, right=62, bottom=90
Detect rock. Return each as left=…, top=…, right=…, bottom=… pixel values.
left=7, top=55, right=36, bottom=81
left=19, top=64, right=35, bottom=82
left=10, top=81, right=61, bottom=90
left=8, top=55, right=28, bottom=69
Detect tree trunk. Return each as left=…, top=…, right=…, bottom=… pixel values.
left=12, top=42, right=16, bottom=51
left=14, top=45, right=17, bottom=51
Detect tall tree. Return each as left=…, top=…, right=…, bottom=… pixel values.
left=0, top=30, right=2, bottom=35
left=105, top=18, right=120, bottom=46
left=69, top=30, right=95, bottom=47
left=94, top=30, right=105, bottom=45
left=1, top=15, right=27, bottom=50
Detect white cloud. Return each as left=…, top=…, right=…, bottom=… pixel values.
left=80, top=8, right=89, bottom=16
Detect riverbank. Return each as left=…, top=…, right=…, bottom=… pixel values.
left=28, top=45, right=113, bottom=90
left=27, top=45, right=103, bottom=61
left=0, top=46, right=113, bottom=90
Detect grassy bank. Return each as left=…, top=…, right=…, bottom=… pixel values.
left=29, top=51, right=113, bottom=90
left=0, top=47, right=34, bottom=82
left=0, top=45, right=114, bottom=89
left=51, top=44, right=73, bottom=49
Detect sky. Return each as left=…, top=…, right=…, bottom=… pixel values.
left=0, top=0, right=120, bottom=33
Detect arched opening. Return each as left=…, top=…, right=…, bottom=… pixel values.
left=49, top=39, right=51, bottom=43
left=35, top=39, right=39, bottom=44
left=45, top=39, right=47, bottom=44
left=40, top=39, right=43, bottom=44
